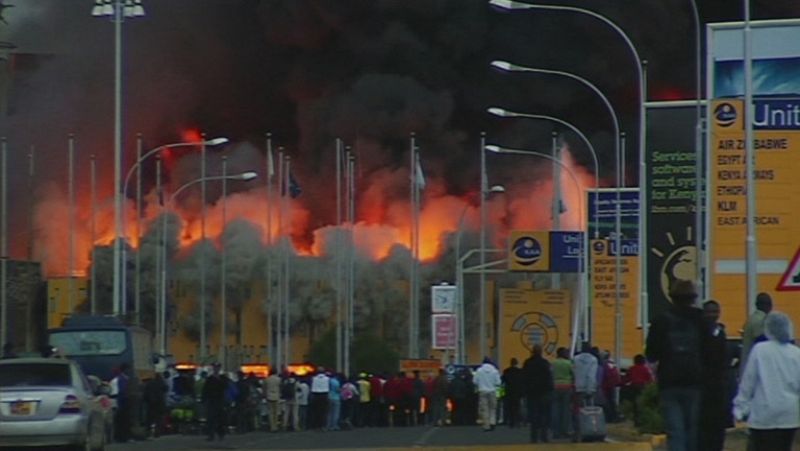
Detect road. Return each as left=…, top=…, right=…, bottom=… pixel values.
left=106, top=425, right=652, bottom=450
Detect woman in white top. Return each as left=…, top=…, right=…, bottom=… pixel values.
left=734, top=311, right=800, bottom=451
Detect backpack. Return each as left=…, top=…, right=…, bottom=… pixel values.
left=665, top=311, right=702, bottom=385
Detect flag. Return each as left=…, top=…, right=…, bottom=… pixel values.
left=267, top=146, right=275, bottom=178
left=415, top=158, right=426, bottom=190
left=282, top=172, right=302, bottom=198
left=157, top=184, right=164, bottom=206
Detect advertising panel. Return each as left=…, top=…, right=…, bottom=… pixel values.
left=498, top=288, right=571, bottom=365
left=590, top=239, right=642, bottom=359
left=508, top=231, right=550, bottom=272
left=587, top=188, right=640, bottom=240
left=507, top=230, right=584, bottom=273
left=645, top=106, right=698, bottom=322
left=707, top=20, right=800, bottom=331
left=431, top=314, right=457, bottom=350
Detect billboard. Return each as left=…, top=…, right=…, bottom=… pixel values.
left=498, top=288, right=571, bottom=364
left=645, top=105, right=699, bottom=321
left=587, top=188, right=640, bottom=239
left=707, top=20, right=800, bottom=332
left=507, top=230, right=584, bottom=273
left=431, top=314, right=457, bottom=350
left=590, top=239, right=642, bottom=359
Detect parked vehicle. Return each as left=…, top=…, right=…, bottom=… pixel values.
left=0, top=358, right=107, bottom=450
left=48, top=315, right=155, bottom=382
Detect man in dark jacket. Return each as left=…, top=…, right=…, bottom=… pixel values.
left=143, top=372, right=168, bottom=437
left=522, top=344, right=554, bottom=443
left=699, top=300, right=732, bottom=451
left=502, top=358, right=524, bottom=428
left=202, top=364, right=228, bottom=441
left=645, top=280, right=708, bottom=451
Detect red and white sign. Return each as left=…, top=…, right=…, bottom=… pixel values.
left=777, top=247, right=800, bottom=291
left=431, top=314, right=457, bottom=349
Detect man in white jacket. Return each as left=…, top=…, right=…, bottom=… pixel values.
left=474, top=357, right=502, bottom=431
left=573, top=342, right=599, bottom=398
left=734, top=311, right=800, bottom=451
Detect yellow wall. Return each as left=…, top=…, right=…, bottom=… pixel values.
left=47, top=277, right=88, bottom=328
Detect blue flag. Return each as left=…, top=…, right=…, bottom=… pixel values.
left=282, top=172, right=302, bottom=198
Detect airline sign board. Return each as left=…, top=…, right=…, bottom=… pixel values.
left=707, top=20, right=800, bottom=331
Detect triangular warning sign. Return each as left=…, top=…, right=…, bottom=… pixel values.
left=777, top=246, right=800, bottom=291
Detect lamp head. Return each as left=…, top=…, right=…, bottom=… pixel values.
left=236, top=171, right=258, bottom=181
left=484, top=144, right=502, bottom=153
left=487, top=107, right=512, bottom=117
left=489, top=185, right=506, bottom=193
left=205, top=137, right=229, bottom=146
left=488, top=0, right=532, bottom=11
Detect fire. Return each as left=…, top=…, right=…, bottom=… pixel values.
left=31, top=141, right=598, bottom=277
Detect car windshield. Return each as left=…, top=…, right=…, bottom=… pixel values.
left=49, top=330, right=127, bottom=356
left=0, top=363, right=72, bottom=387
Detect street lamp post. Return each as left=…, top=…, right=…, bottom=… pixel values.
left=486, top=144, right=588, bottom=355
left=491, top=60, right=624, bottom=361
left=487, top=107, right=601, bottom=239
left=454, top=185, right=504, bottom=364
left=156, top=169, right=258, bottom=359
left=490, top=0, right=645, bottom=362
left=121, top=137, right=227, bottom=328
left=91, top=0, right=145, bottom=318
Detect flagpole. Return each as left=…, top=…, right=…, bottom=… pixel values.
left=276, top=149, right=284, bottom=369
left=414, top=149, right=422, bottom=359
left=90, top=155, right=97, bottom=315
left=336, top=138, right=343, bottom=373
left=68, top=135, right=76, bottom=314
left=200, top=134, right=207, bottom=360
left=221, top=156, right=228, bottom=369
left=408, top=133, right=417, bottom=359
left=154, top=156, right=162, bottom=349
left=479, top=132, right=487, bottom=361
left=551, top=131, right=561, bottom=290
left=284, top=156, right=291, bottom=366
left=265, top=133, right=274, bottom=365
left=346, top=150, right=356, bottom=377
left=135, top=134, right=142, bottom=326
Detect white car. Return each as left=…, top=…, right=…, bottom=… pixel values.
left=0, top=358, right=107, bottom=450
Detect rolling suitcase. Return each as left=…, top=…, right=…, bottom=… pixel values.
left=578, top=398, right=606, bottom=442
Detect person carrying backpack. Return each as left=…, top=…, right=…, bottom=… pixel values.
left=645, top=280, right=709, bottom=451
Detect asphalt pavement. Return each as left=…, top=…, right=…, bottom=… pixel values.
left=106, top=425, right=652, bottom=450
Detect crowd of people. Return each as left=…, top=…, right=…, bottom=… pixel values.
left=5, top=281, right=799, bottom=450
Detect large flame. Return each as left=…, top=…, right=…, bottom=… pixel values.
left=32, top=142, right=596, bottom=276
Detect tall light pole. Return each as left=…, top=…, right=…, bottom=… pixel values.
left=90, top=155, right=97, bottom=315
left=220, top=156, right=228, bottom=368
left=158, top=169, right=258, bottom=359
left=486, top=144, right=588, bottom=356
left=487, top=107, right=601, bottom=238
left=491, top=60, right=624, bottom=360
left=454, top=185, right=504, bottom=364
left=68, top=135, right=76, bottom=314
left=688, top=0, right=704, bottom=299
left=0, top=138, right=7, bottom=347
left=335, top=138, right=343, bottom=372
left=479, top=132, right=488, bottom=360
left=121, top=137, right=227, bottom=328
left=490, top=0, right=644, bottom=360
left=92, top=0, right=145, bottom=318
left=743, top=0, right=757, bottom=314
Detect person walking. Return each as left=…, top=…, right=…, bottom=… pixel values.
left=474, top=357, right=502, bottom=431
left=110, top=363, right=132, bottom=443
left=523, top=344, right=554, bottom=443
left=550, top=347, right=574, bottom=439
left=202, top=364, right=228, bottom=442
left=264, top=370, right=281, bottom=432
left=448, top=370, right=468, bottom=426
left=698, top=300, right=732, bottom=451
left=645, top=280, right=707, bottom=451
left=741, top=292, right=772, bottom=374
left=734, top=312, right=800, bottom=451
left=600, top=351, right=621, bottom=423
left=502, top=358, right=524, bottom=428
left=572, top=341, right=598, bottom=440
left=310, top=369, right=330, bottom=430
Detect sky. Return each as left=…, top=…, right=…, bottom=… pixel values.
left=0, top=0, right=799, bottom=265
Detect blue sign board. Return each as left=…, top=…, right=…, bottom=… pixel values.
left=549, top=231, right=583, bottom=273
left=587, top=189, right=640, bottom=240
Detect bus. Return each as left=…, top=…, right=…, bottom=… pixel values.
left=47, top=315, right=156, bottom=381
